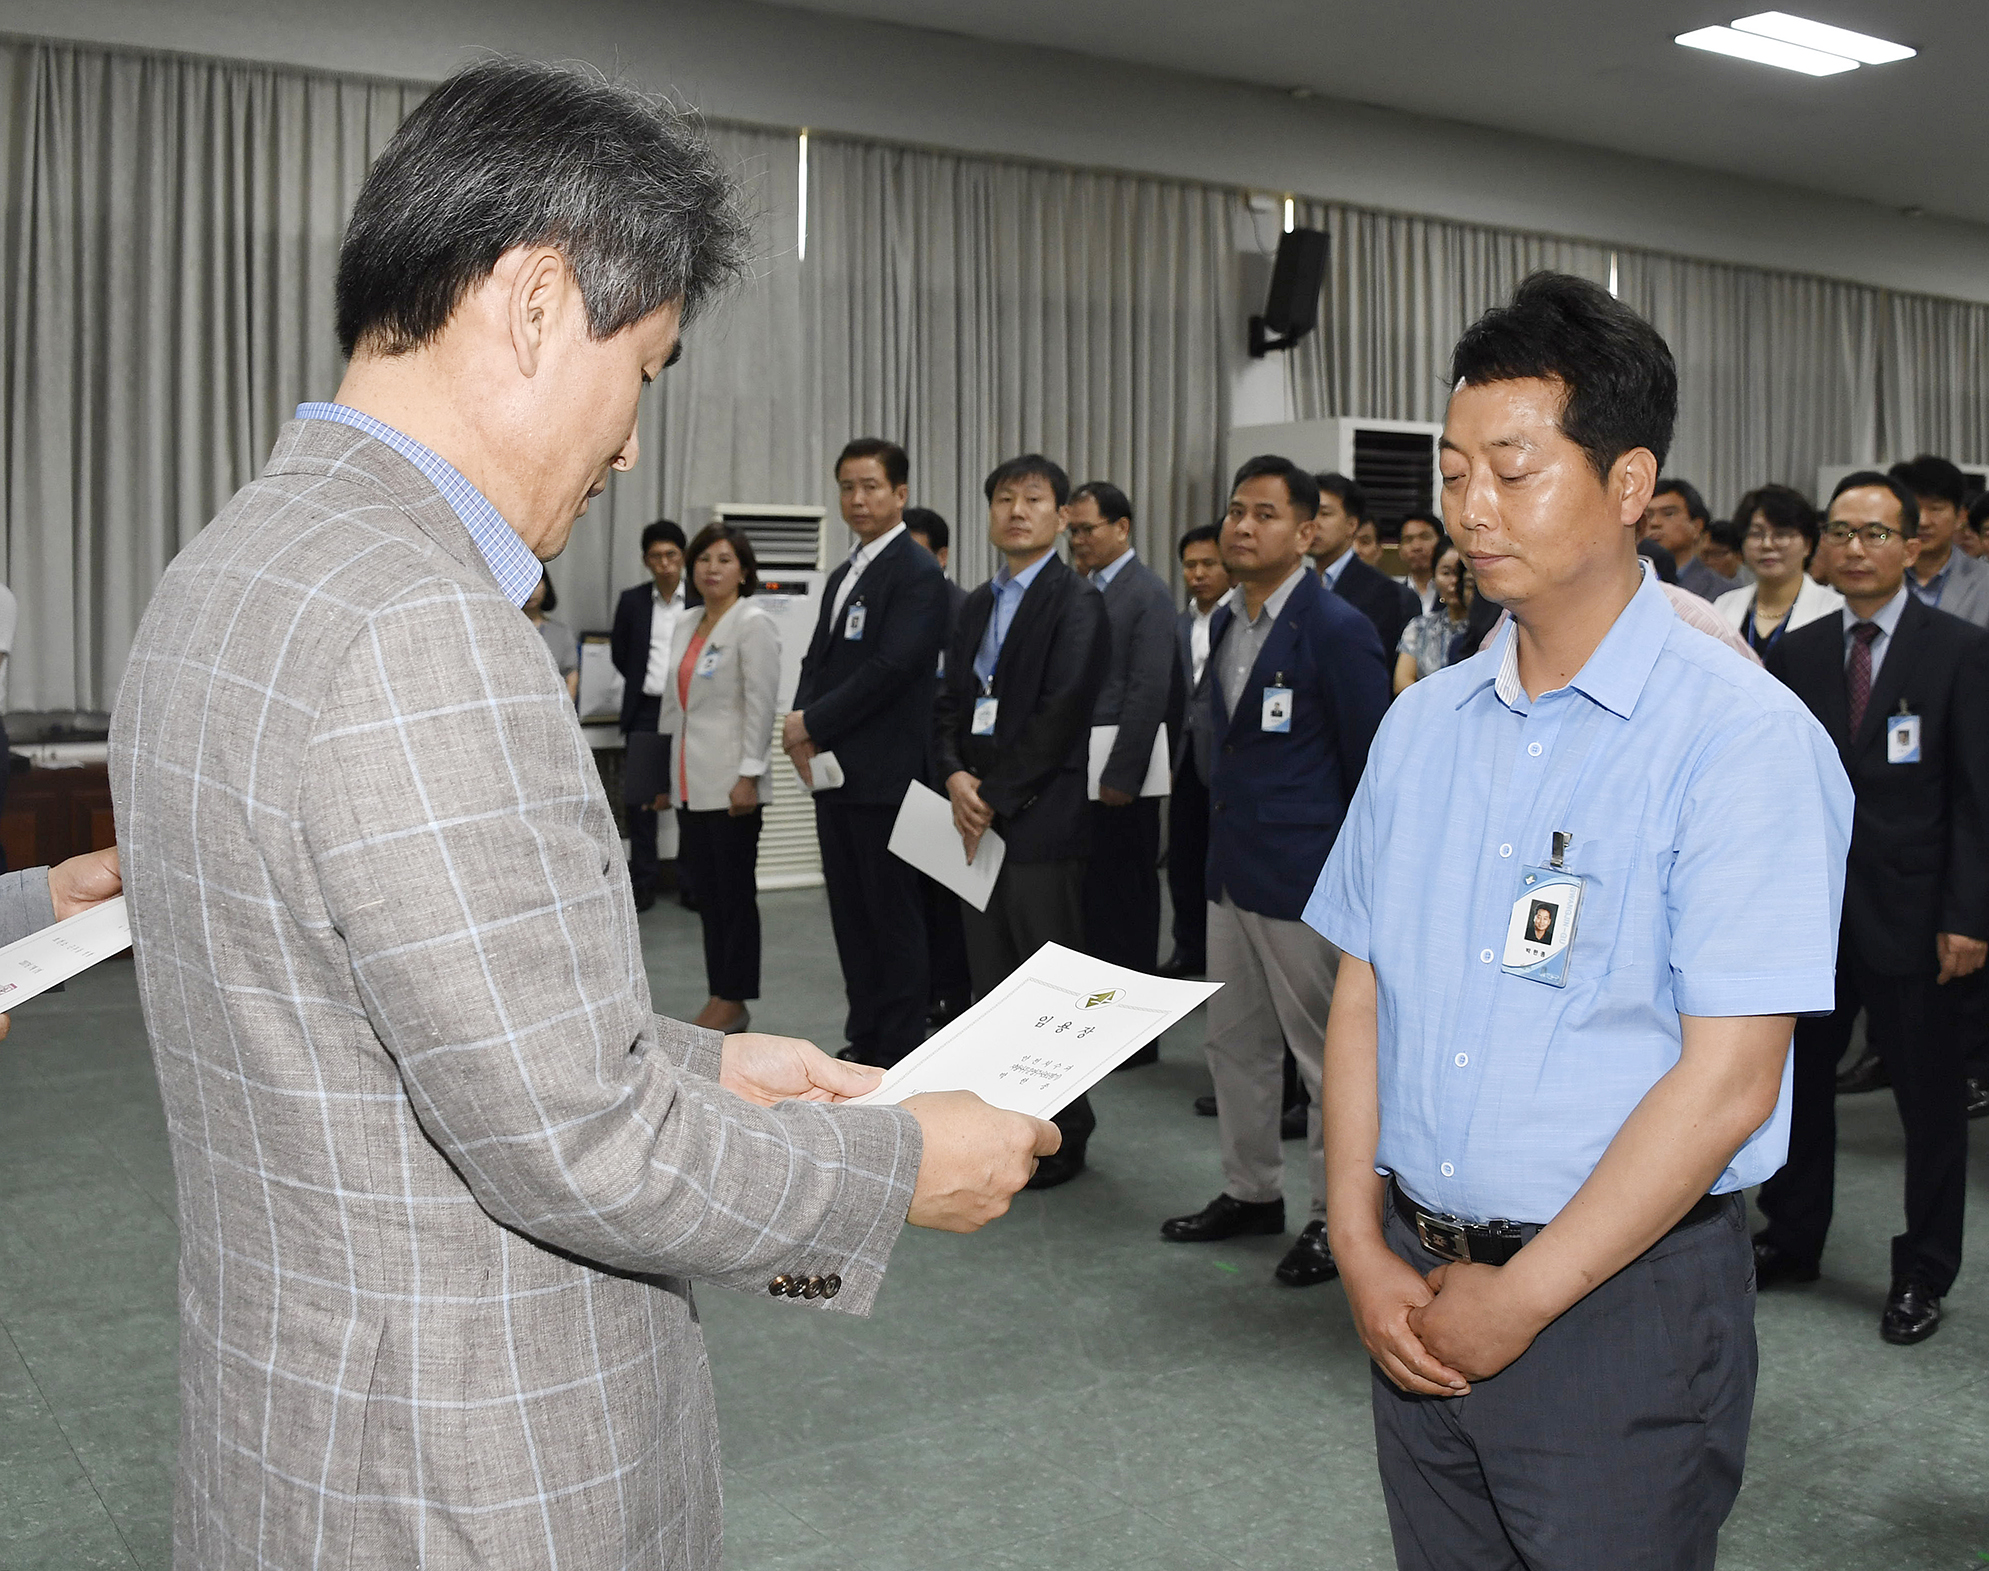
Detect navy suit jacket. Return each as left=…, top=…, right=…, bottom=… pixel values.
left=1326, top=554, right=1421, bottom=672
left=934, top=554, right=1110, bottom=863
left=1201, top=568, right=1390, bottom=920
left=610, top=582, right=664, bottom=733
left=791, top=530, right=951, bottom=808
left=1766, top=595, right=1989, bottom=974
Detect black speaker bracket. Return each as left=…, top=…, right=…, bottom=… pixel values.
left=1249, top=315, right=1309, bottom=358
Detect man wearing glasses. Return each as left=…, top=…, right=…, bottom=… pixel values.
left=1754, top=471, right=1989, bottom=1345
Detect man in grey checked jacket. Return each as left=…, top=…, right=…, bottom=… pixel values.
left=109, top=62, right=1055, bottom=1571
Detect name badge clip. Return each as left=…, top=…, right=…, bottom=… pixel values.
left=1501, top=830, right=1585, bottom=988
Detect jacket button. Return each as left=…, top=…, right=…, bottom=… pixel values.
left=802, top=1276, right=824, bottom=1299
left=1223, top=744, right=1234, bottom=754
left=767, top=1276, right=791, bottom=1296
left=822, top=1275, right=842, bottom=1299
left=784, top=1277, right=805, bottom=1298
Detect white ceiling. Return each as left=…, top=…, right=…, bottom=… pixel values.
left=771, top=0, right=1989, bottom=225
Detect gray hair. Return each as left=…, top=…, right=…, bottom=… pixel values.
left=335, top=58, right=750, bottom=357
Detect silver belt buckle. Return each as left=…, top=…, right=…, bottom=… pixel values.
left=1415, top=1212, right=1471, bottom=1264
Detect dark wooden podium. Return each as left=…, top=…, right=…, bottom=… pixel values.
left=1, top=764, right=116, bottom=872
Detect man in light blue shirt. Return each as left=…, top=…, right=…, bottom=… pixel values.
left=1307, top=273, right=1851, bottom=1570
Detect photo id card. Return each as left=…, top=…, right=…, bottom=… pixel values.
left=844, top=602, right=866, bottom=640
left=972, top=696, right=1000, bottom=736
left=1887, top=711, right=1921, bottom=764
left=1500, top=866, right=1585, bottom=987
left=694, top=646, right=723, bottom=679
left=1261, top=686, right=1293, bottom=734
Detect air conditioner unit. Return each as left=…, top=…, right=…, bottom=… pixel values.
left=710, top=503, right=834, bottom=891
left=1223, top=417, right=1443, bottom=537
left=1815, top=464, right=1989, bottom=510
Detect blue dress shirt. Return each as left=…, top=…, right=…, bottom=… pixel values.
left=1305, top=565, right=1851, bottom=1224
left=1089, top=546, right=1136, bottom=589
left=1839, top=583, right=1909, bottom=681
left=295, top=402, right=544, bottom=607
left=973, top=549, right=1056, bottom=685
left=1904, top=551, right=1954, bottom=611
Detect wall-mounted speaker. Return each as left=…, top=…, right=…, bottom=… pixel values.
left=1250, top=227, right=1328, bottom=358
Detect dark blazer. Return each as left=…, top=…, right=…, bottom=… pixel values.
left=1328, top=554, right=1421, bottom=665
left=1090, top=555, right=1181, bottom=796
left=1174, top=607, right=1204, bottom=786
left=610, top=582, right=667, bottom=733
left=934, top=553, right=1111, bottom=863
left=1767, top=596, right=1989, bottom=975
left=792, top=530, right=951, bottom=808
left=1202, top=568, right=1390, bottom=920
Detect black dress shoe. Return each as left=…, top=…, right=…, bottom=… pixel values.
left=1161, top=1193, right=1284, bottom=1242
left=1280, top=1102, right=1307, bottom=1140
left=1158, top=950, right=1206, bottom=979
left=925, top=995, right=969, bottom=1030
left=1967, top=1077, right=1989, bottom=1120
left=1274, top=1220, right=1339, bottom=1287
left=1193, top=1094, right=1218, bottom=1117
left=1751, top=1236, right=1820, bottom=1288
left=1113, top=1042, right=1160, bottom=1071
left=1835, top=1049, right=1890, bottom=1093
left=1880, top=1281, right=1942, bottom=1345
left=1026, top=1143, right=1086, bottom=1191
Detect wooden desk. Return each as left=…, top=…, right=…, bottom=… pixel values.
left=2, top=764, right=116, bottom=871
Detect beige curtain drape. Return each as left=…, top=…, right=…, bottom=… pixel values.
left=5, top=33, right=1988, bottom=712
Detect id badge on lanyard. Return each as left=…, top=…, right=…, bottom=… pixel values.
left=694, top=647, right=722, bottom=679
left=1887, top=704, right=1921, bottom=764
left=844, top=600, right=866, bottom=641
left=1261, top=674, right=1293, bottom=734
left=972, top=678, right=999, bottom=736
left=1501, top=832, right=1586, bottom=988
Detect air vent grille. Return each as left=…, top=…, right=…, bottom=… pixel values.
left=1352, top=429, right=1437, bottom=539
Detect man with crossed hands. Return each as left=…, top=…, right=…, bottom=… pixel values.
left=1307, top=273, right=1851, bottom=1569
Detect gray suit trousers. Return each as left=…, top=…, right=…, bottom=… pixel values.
left=1204, top=895, right=1339, bottom=1218
left=1373, top=1196, right=1756, bottom=1571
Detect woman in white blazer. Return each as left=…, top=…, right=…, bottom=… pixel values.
left=659, top=523, right=781, bottom=1033
left=1714, top=484, right=1844, bottom=660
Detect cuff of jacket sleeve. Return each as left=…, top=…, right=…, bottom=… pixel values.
left=737, top=757, right=768, bottom=776
left=651, top=1012, right=725, bottom=1079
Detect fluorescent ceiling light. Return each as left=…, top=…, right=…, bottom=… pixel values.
left=1730, top=12, right=1915, bottom=65
left=1675, top=25, right=1859, bottom=75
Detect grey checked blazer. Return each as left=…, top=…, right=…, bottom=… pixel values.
left=110, top=420, right=923, bottom=1571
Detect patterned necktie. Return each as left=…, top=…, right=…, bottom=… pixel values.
left=1846, top=620, right=1881, bottom=736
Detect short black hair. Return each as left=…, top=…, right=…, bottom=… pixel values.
left=1070, top=481, right=1133, bottom=525
left=1178, top=523, right=1222, bottom=558
left=684, top=521, right=761, bottom=597
left=903, top=506, right=949, bottom=552
left=1968, top=492, right=1989, bottom=534
left=1449, top=271, right=1678, bottom=481
left=1398, top=511, right=1443, bottom=538
left=984, top=454, right=1070, bottom=507
left=1230, top=455, right=1320, bottom=518
left=837, top=438, right=909, bottom=489
left=336, top=59, right=749, bottom=357
left=1653, top=478, right=1709, bottom=523
left=641, top=519, right=687, bottom=555
left=1732, top=484, right=1819, bottom=551
left=1315, top=472, right=1368, bottom=522
left=1888, top=454, right=1967, bottom=509
left=1704, top=518, right=1745, bottom=556
left=534, top=572, right=559, bottom=613
left=1830, top=470, right=1919, bottom=534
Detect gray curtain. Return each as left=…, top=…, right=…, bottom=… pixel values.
left=0, top=38, right=424, bottom=714
left=806, top=135, right=1244, bottom=589
left=6, top=32, right=1989, bottom=712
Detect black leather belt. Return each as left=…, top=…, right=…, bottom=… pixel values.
left=1391, top=1179, right=1726, bottom=1267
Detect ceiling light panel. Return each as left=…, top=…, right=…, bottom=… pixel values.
left=1674, top=25, right=1860, bottom=75
left=1730, top=12, right=1915, bottom=65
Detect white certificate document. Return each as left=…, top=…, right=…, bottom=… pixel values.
left=1086, top=725, right=1169, bottom=799
left=0, top=896, right=132, bottom=1010
left=887, top=780, right=1005, bottom=912
left=849, top=941, right=1220, bottom=1118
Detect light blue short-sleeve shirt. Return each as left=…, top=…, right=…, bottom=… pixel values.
left=1305, top=565, right=1852, bottom=1224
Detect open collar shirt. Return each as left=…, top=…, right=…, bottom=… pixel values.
left=831, top=520, right=907, bottom=619
left=1217, top=563, right=1307, bottom=719
left=1304, top=563, right=1851, bottom=1224
left=295, top=403, right=542, bottom=607
left=1317, top=547, right=1354, bottom=589
left=972, top=548, right=1056, bottom=686
left=1906, top=549, right=1957, bottom=611
left=1088, top=545, right=1135, bottom=590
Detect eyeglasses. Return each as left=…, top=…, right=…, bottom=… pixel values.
left=1741, top=526, right=1806, bottom=546
left=1821, top=523, right=1898, bottom=547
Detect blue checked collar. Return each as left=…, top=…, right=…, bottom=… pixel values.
left=295, top=403, right=543, bottom=606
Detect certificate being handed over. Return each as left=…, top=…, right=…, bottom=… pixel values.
left=849, top=942, right=1220, bottom=1119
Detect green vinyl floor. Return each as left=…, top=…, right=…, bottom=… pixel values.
left=1, top=885, right=1984, bottom=1569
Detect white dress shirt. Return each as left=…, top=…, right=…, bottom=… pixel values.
left=832, top=521, right=907, bottom=619
left=1188, top=601, right=1219, bottom=687
left=641, top=581, right=688, bottom=697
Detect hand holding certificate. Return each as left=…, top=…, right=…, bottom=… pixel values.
left=850, top=942, right=1220, bottom=1119
left=0, top=893, right=132, bottom=1036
